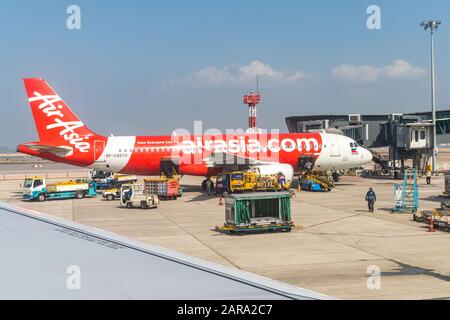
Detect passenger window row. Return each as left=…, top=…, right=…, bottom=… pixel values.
left=117, top=147, right=173, bottom=153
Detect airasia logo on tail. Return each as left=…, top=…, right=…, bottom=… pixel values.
left=29, top=91, right=91, bottom=153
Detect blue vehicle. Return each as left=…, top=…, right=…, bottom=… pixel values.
left=23, top=177, right=97, bottom=201
left=300, top=175, right=334, bottom=192
left=90, top=170, right=137, bottom=190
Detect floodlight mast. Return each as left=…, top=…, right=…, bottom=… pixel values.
left=421, top=20, right=441, bottom=172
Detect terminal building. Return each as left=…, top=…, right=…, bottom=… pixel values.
left=285, top=110, right=450, bottom=172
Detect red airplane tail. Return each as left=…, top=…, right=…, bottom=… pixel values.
left=23, top=78, right=100, bottom=155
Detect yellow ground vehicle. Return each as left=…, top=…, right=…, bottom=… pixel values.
left=216, top=171, right=290, bottom=194
left=244, top=171, right=290, bottom=191
left=102, top=187, right=120, bottom=201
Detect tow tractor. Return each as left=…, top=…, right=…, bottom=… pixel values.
left=120, top=183, right=159, bottom=209
left=23, top=177, right=97, bottom=201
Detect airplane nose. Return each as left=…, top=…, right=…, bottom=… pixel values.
left=364, top=148, right=373, bottom=162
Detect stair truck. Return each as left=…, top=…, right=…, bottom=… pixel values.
left=216, top=192, right=294, bottom=234
left=120, top=183, right=159, bottom=209
left=392, top=168, right=418, bottom=213
left=23, top=177, right=97, bottom=201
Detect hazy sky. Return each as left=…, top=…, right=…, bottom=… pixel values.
left=1, top=0, right=450, bottom=148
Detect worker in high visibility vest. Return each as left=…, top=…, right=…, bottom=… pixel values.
left=365, top=187, right=377, bottom=213
left=425, top=165, right=432, bottom=185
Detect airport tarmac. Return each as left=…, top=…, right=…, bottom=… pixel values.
left=1, top=166, right=450, bottom=299
left=0, top=162, right=87, bottom=173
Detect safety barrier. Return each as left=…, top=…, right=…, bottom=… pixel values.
left=0, top=171, right=90, bottom=181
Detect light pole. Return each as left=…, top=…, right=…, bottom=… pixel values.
left=421, top=19, right=441, bottom=173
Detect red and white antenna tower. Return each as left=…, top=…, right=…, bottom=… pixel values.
left=243, top=76, right=261, bottom=132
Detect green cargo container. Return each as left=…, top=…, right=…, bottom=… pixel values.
left=222, top=192, right=293, bottom=233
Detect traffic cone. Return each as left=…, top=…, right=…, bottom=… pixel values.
left=218, top=195, right=224, bottom=206
left=428, top=216, right=436, bottom=233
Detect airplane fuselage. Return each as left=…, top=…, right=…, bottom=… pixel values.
left=17, top=78, right=373, bottom=176
left=19, top=132, right=372, bottom=176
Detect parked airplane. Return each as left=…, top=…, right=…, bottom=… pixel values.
left=17, top=79, right=372, bottom=184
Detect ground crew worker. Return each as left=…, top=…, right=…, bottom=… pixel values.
left=206, top=179, right=213, bottom=196
left=425, top=165, right=432, bottom=185
left=325, top=170, right=332, bottom=182
left=332, top=171, right=339, bottom=182
left=365, top=187, right=377, bottom=213
left=278, top=173, right=286, bottom=189
left=426, top=170, right=432, bottom=185
left=304, top=159, right=313, bottom=174
left=216, top=176, right=223, bottom=195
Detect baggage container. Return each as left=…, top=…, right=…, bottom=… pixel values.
left=144, top=178, right=181, bottom=200
left=217, top=192, right=293, bottom=233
